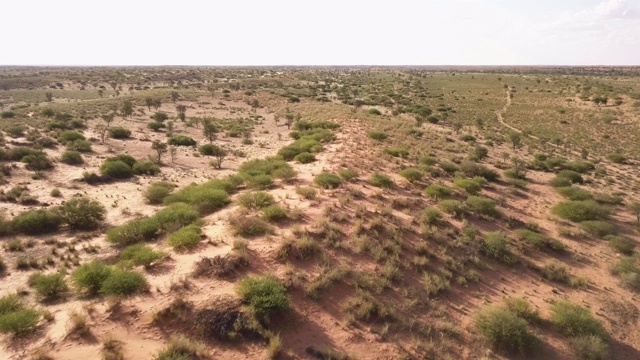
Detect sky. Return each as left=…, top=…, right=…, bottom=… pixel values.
left=1, top=0, right=639, bottom=66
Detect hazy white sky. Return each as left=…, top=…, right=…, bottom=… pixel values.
left=1, top=0, right=639, bottom=65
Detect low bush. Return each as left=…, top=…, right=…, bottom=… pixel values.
left=369, top=172, right=394, bottom=188
left=120, top=244, right=165, bottom=268
left=483, top=232, right=512, bottom=262
left=514, top=229, right=567, bottom=252
left=12, top=209, right=62, bottom=235
left=550, top=300, right=607, bottom=339
left=228, top=212, right=273, bottom=237
left=438, top=199, right=466, bottom=217
left=453, top=178, right=482, bottom=195
left=239, top=157, right=296, bottom=185
left=474, top=305, right=537, bottom=354
left=338, top=168, right=358, bottom=181
left=295, top=186, right=317, bottom=200
left=168, top=135, right=197, bottom=147
left=421, top=208, right=442, bottom=228
left=100, top=160, right=133, bottom=179
left=237, top=191, right=275, bottom=210
left=72, top=261, right=113, bottom=295
left=58, top=131, right=85, bottom=144
left=551, top=201, right=609, bottom=222
left=459, top=161, right=499, bottom=181
left=580, top=220, right=615, bottom=237
left=605, top=235, right=635, bottom=255
left=398, top=168, right=422, bottom=183
left=466, top=196, right=499, bottom=217
left=66, top=139, right=92, bottom=152
left=167, top=224, right=202, bottom=250
left=154, top=335, right=207, bottom=360
left=611, top=255, right=640, bottom=291
left=0, top=297, right=41, bottom=336
left=384, top=147, right=409, bottom=158
left=262, top=204, right=287, bottom=222
left=294, top=152, right=316, bottom=163
left=100, top=269, right=147, bottom=297
left=236, top=276, right=289, bottom=319
left=424, top=184, right=452, bottom=200
left=109, top=127, right=131, bottom=139
left=367, top=130, right=387, bottom=141
left=164, top=184, right=230, bottom=214
left=144, top=181, right=175, bottom=204
left=132, top=161, right=161, bottom=175
left=106, top=217, right=161, bottom=246
left=569, top=335, right=609, bottom=360
left=541, top=260, right=571, bottom=284
left=607, top=153, right=626, bottom=164
left=22, top=153, right=54, bottom=171
left=28, top=272, right=68, bottom=301
left=57, top=197, right=106, bottom=230
left=314, top=172, right=342, bottom=189
left=61, top=150, right=83, bottom=165
left=556, top=186, right=593, bottom=201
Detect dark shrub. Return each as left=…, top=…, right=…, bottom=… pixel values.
left=109, top=127, right=131, bottom=139
left=12, top=209, right=62, bottom=234
left=132, top=161, right=161, bottom=175
left=168, top=135, right=197, bottom=147
left=100, top=160, right=133, bottom=179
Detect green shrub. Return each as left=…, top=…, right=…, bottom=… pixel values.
left=551, top=201, right=609, bottom=222
left=100, top=269, right=147, bottom=297
left=61, top=150, right=83, bottom=165
left=459, top=161, right=499, bottom=181
left=106, top=218, right=161, bottom=246
left=148, top=121, right=165, bottom=131
left=424, top=184, right=452, bottom=200
left=132, top=161, right=161, bottom=175
left=120, top=244, right=165, bottom=268
left=237, top=191, right=275, bottom=210
left=262, top=205, right=287, bottom=222
left=106, top=154, right=137, bottom=167
left=12, top=209, right=62, bottom=235
left=541, top=260, right=571, bottom=283
left=168, top=135, right=197, bottom=147
left=100, top=160, right=133, bottom=179
left=0, top=294, right=23, bottom=315
left=109, top=127, right=131, bottom=139
left=0, top=308, right=41, bottom=336
left=239, top=157, right=295, bottom=179
left=421, top=208, right=442, bottom=228
left=367, top=130, right=387, bottom=141
left=438, top=199, right=466, bottom=217
left=66, top=139, right=92, bottom=152
left=22, top=153, right=53, bottom=171
left=314, top=172, right=342, bottom=189
left=503, top=297, right=540, bottom=323
left=28, top=273, right=68, bottom=301
left=453, top=178, right=482, bottom=195
left=556, top=186, right=593, bottom=201
left=483, top=232, right=511, bottom=262
left=72, top=261, right=113, bottom=295
left=236, top=276, right=289, bottom=318
left=514, top=229, right=567, bottom=252
left=167, top=224, right=202, bottom=250
left=556, top=170, right=584, bottom=184
left=605, top=235, right=635, bottom=255
left=439, top=161, right=459, bottom=174
left=245, top=174, right=274, bottom=189
left=295, top=186, right=317, bottom=200
left=228, top=212, right=273, bottom=237
left=57, top=197, right=106, bottom=230
left=611, top=255, right=640, bottom=291
left=144, top=181, right=175, bottom=204
left=580, top=221, right=615, bottom=237
left=398, top=168, right=422, bottom=182
left=294, top=152, right=316, bottom=163
left=419, top=156, right=438, bottom=166
left=474, top=306, right=537, bottom=354
left=569, top=335, right=609, bottom=360
left=607, top=153, right=626, bottom=164
left=58, top=130, right=85, bottom=144
left=198, top=144, right=216, bottom=155
left=550, top=176, right=573, bottom=188
left=564, top=161, right=594, bottom=173
left=338, top=168, right=358, bottom=181
left=550, top=300, right=606, bottom=338
left=164, top=185, right=230, bottom=214
left=369, top=172, right=394, bottom=188
left=466, top=196, right=499, bottom=217
left=384, top=147, right=409, bottom=158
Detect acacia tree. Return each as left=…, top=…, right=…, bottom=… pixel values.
left=96, top=124, right=108, bottom=144
left=202, top=119, right=218, bottom=143
left=209, top=145, right=227, bottom=169
left=176, top=105, right=187, bottom=122
left=151, top=141, right=168, bottom=164
left=121, top=100, right=134, bottom=118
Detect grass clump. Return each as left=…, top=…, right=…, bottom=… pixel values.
left=367, top=130, right=387, bottom=141
left=483, top=232, right=513, bottom=263
left=0, top=303, right=41, bottom=336
left=605, top=235, right=635, bottom=255
left=164, top=181, right=231, bottom=214
left=237, top=191, right=275, bottom=210
left=100, top=269, right=147, bottom=297
left=167, top=224, right=202, bottom=250
left=61, top=150, right=83, bottom=165
left=550, top=300, right=607, bottom=339
left=556, top=186, right=593, bottom=201
left=611, top=254, right=640, bottom=291
left=262, top=205, right=287, bottom=222
left=551, top=200, right=609, bottom=222
left=28, top=272, right=69, bottom=301
left=424, top=184, right=452, bottom=200
left=294, top=152, right=316, bottom=163
left=295, top=186, right=317, bottom=200
left=106, top=217, right=161, bottom=246
left=398, top=168, right=422, bottom=182
left=384, top=147, right=409, bottom=158
left=144, top=181, right=175, bottom=204
left=12, top=209, right=62, bottom=235
left=474, top=305, right=537, bottom=354
left=239, top=157, right=296, bottom=186
left=453, top=178, right=482, bottom=195
left=314, top=172, right=342, bottom=189
left=438, top=199, right=466, bottom=217
left=338, top=168, right=358, bottom=181
left=228, top=212, right=273, bottom=237
left=369, top=172, right=394, bottom=188
left=580, top=220, right=615, bottom=237
left=465, top=196, right=499, bottom=217
left=120, top=244, right=165, bottom=268
left=236, top=276, right=289, bottom=319
left=568, top=335, right=609, bottom=360
left=154, top=335, right=207, bottom=360
left=72, top=260, right=113, bottom=295
left=132, top=161, right=161, bottom=175
left=514, top=229, right=567, bottom=252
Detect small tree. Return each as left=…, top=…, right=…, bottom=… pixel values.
left=145, top=97, right=154, bottom=111
left=101, top=113, right=115, bottom=127
left=202, top=119, right=218, bottom=143
left=152, top=112, right=168, bottom=123
left=152, top=98, right=162, bottom=110
left=151, top=141, right=168, bottom=164
left=250, top=99, right=260, bottom=112
left=169, top=146, right=177, bottom=163
left=95, top=124, right=108, bottom=144
left=509, top=132, right=522, bottom=149
left=176, top=105, right=187, bottom=122
left=45, top=92, right=53, bottom=102
left=209, top=145, right=227, bottom=169
left=452, top=121, right=463, bottom=134
left=121, top=100, right=133, bottom=118
left=629, top=202, right=640, bottom=227
left=171, top=91, right=180, bottom=102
